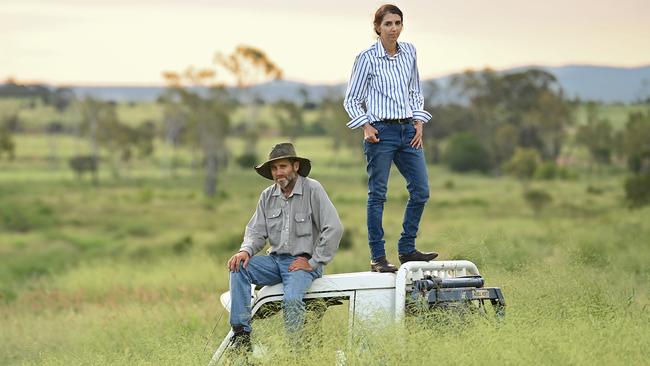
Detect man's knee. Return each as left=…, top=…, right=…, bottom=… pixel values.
left=229, top=266, right=251, bottom=285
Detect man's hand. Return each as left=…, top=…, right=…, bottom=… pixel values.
left=288, top=257, right=313, bottom=272
left=363, top=123, right=380, bottom=143
left=410, top=120, right=424, bottom=149
left=227, top=251, right=250, bottom=272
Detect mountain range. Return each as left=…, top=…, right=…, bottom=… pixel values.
left=68, top=64, right=650, bottom=104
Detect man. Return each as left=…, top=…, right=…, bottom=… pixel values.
left=226, top=142, right=343, bottom=350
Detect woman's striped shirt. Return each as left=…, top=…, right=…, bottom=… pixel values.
left=343, top=40, right=432, bottom=129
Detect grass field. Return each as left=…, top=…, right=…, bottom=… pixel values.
left=1, top=134, right=649, bottom=365
left=3, top=97, right=647, bottom=132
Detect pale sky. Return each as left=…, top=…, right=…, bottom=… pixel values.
left=2, top=0, right=649, bottom=86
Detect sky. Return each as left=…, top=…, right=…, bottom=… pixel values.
left=2, top=0, right=649, bottom=86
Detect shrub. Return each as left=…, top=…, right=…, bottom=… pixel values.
left=172, top=235, right=194, bottom=255
left=624, top=175, right=650, bottom=208
left=443, top=133, right=490, bottom=173
left=236, top=152, right=258, bottom=169
left=443, top=179, right=455, bottom=190
left=586, top=185, right=604, bottom=195
left=338, top=229, right=354, bottom=251
left=0, top=200, right=56, bottom=232
left=503, top=148, right=540, bottom=181
left=534, top=161, right=559, bottom=180
left=137, top=187, right=154, bottom=203
left=0, top=287, right=17, bottom=304
left=206, top=231, right=246, bottom=255
left=523, top=189, right=552, bottom=215
left=534, top=161, right=574, bottom=180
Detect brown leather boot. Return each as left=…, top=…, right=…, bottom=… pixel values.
left=398, top=250, right=438, bottom=264
left=370, top=256, right=398, bottom=272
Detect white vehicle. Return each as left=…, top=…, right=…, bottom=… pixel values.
left=209, top=260, right=505, bottom=365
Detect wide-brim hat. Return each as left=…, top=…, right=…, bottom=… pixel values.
left=254, top=142, right=311, bottom=180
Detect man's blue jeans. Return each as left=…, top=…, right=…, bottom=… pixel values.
left=363, top=122, right=430, bottom=260
left=229, top=254, right=322, bottom=333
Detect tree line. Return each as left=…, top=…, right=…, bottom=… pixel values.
left=1, top=48, right=649, bottom=207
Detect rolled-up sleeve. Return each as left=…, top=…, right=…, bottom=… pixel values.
left=307, top=182, right=343, bottom=271
left=240, top=193, right=268, bottom=256
left=408, top=46, right=432, bottom=123
left=343, top=53, right=371, bottom=129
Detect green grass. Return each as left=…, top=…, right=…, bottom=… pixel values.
left=1, top=134, right=649, bottom=365
left=0, top=98, right=328, bottom=133
left=573, top=103, right=648, bottom=130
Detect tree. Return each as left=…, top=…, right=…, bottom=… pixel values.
left=162, top=68, right=233, bottom=197
left=621, top=110, right=650, bottom=208
left=423, top=103, right=474, bottom=164
left=319, top=93, right=362, bottom=157
left=79, top=98, right=155, bottom=179
left=621, top=111, right=650, bottom=175
left=49, top=87, right=76, bottom=113
left=46, top=121, right=65, bottom=167
left=46, top=87, right=76, bottom=167
left=274, top=100, right=304, bottom=142
left=523, top=189, right=552, bottom=216
left=159, top=90, right=189, bottom=177
left=443, top=133, right=490, bottom=173
left=0, top=119, right=15, bottom=160
left=503, top=147, right=541, bottom=185
left=215, top=45, right=282, bottom=158
left=447, top=68, right=573, bottom=167
left=79, top=97, right=104, bottom=165
left=575, top=103, right=614, bottom=166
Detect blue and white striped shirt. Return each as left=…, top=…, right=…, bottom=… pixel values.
left=343, top=40, right=432, bottom=129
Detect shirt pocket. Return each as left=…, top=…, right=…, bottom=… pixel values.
left=293, top=212, right=312, bottom=237
left=266, top=208, right=283, bottom=233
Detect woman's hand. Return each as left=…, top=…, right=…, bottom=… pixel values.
left=410, top=120, right=424, bottom=149
left=363, top=123, right=380, bottom=143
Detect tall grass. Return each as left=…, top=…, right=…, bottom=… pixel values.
left=1, top=135, right=649, bottom=365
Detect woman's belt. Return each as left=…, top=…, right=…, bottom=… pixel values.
left=379, top=118, right=413, bottom=125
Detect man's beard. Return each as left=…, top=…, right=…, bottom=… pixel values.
left=275, top=171, right=297, bottom=189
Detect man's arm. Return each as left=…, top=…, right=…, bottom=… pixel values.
left=228, top=192, right=269, bottom=272
left=239, top=192, right=269, bottom=258
left=307, top=181, right=343, bottom=271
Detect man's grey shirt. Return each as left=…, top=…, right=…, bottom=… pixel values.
left=240, top=175, right=343, bottom=270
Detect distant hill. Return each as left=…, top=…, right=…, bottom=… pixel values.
left=5, top=64, right=648, bottom=104
left=539, top=65, right=650, bottom=102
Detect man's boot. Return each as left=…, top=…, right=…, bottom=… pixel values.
left=228, top=326, right=252, bottom=353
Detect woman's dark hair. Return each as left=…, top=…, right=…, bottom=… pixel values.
left=373, top=4, right=403, bottom=36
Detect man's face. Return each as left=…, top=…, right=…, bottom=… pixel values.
left=271, top=159, right=299, bottom=189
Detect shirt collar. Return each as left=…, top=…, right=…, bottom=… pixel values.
left=271, top=174, right=304, bottom=197
left=375, top=39, right=402, bottom=59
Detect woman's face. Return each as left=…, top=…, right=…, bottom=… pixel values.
left=376, top=13, right=402, bottom=43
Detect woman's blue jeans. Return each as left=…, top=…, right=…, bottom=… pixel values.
left=363, top=122, right=430, bottom=260
left=229, top=254, right=322, bottom=334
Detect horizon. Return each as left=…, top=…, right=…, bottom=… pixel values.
left=5, top=62, right=650, bottom=88
left=3, top=0, right=650, bottom=86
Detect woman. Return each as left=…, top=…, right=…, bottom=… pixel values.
left=343, top=4, right=437, bottom=272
